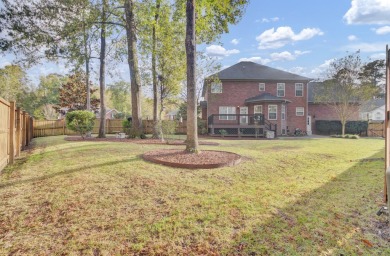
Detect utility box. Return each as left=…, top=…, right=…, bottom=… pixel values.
left=266, top=131, right=275, bottom=139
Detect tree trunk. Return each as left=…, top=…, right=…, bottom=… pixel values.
left=124, top=0, right=142, bottom=133
left=185, top=0, right=198, bottom=153
left=152, top=0, right=162, bottom=139
left=98, top=0, right=107, bottom=138
left=341, top=120, right=346, bottom=136
left=83, top=8, right=92, bottom=137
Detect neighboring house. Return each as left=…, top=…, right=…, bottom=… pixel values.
left=307, top=82, right=360, bottom=134
left=359, top=99, right=385, bottom=121
left=96, top=108, right=121, bottom=119
left=166, top=110, right=179, bottom=120
left=201, top=61, right=312, bottom=136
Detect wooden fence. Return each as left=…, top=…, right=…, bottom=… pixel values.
left=0, top=97, right=34, bottom=172
left=33, top=119, right=189, bottom=137
left=367, top=122, right=385, bottom=137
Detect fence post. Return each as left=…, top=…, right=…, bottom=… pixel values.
left=9, top=101, right=15, bottom=164
left=26, top=114, right=30, bottom=146
left=22, top=111, right=26, bottom=148
left=15, top=107, right=21, bottom=157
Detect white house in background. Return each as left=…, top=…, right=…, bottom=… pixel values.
left=359, top=99, right=385, bottom=121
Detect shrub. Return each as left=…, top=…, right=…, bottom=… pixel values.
left=316, top=120, right=368, bottom=135
left=122, top=119, right=132, bottom=134
left=66, top=110, right=95, bottom=139
left=219, top=129, right=228, bottom=137
left=162, top=120, right=177, bottom=136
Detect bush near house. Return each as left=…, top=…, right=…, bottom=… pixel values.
left=316, top=120, right=368, bottom=135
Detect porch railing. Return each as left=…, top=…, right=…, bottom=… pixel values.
left=208, top=114, right=265, bottom=126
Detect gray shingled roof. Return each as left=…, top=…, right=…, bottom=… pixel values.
left=360, top=98, right=385, bottom=112
left=211, top=61, right=311, bottom=81
left=245, top=93, right=292, bottom=104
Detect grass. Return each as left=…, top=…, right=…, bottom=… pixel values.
left=0, top=135, right=389, bottom=255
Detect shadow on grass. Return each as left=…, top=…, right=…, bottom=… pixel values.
left=227, top=150, right=388, bottom=255
left=0, top=157, right=138, bottom=190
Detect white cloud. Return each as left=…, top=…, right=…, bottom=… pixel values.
left=372, top=26, right=390, bottom=34
left=270, top=50, right=310, bottom=61
left=345, top=42, right=386, bottom=52
left=231, top=38, right=240, bottom=45
left=0, top=61, right=11, bottom=68
left=344, top=0, right=390, bottom=25
left=369, top=53, right=386, bottom=60
left=256, top=26, right=324, bottom=49
left=348, top=35, right=358, bottom=41
left=205, top=45, right=240, bottom=57
left=239, top=57, right=271, bottom=65
left=310, top=59, right=335, bottom=79
left=257, top=17, right=280, bottom=23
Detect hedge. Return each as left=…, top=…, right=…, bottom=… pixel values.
left=315, top=120, right=368, bottom=135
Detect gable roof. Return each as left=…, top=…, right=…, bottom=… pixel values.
left=210, top=61, right=311, bottom=81
left=360, top=98, right=385, bottom=112
left=245, top=92, right=291, bottom=104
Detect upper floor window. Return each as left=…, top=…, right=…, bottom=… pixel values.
left=259, top=83, right=265, bottom=91
left=277, top=83, right=285, bottom=97
left=211, top=82, right=222, bottom=93
left=268, top=105, right=277, bottom=120
left=296, top=107, right=304, bottom=116
left=219, top=106, right=236, bottom=120
left=295, top=83, right=303, bottom=97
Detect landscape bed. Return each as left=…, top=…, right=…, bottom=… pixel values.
left=0, top=135, right=389, bottom=255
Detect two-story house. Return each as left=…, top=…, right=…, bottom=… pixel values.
left=201, top=61, right=312, bottom=137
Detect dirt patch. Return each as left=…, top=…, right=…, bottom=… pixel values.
left=143, top=149, right=241, bottom=169
left=64, top=136, right=219, bottom=146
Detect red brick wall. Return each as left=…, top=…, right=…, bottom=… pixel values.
left=308, top=103, right=360, bottom=133
left=205, top=80, right=308, bottom=134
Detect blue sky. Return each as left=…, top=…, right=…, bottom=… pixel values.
left=1, top=0, right=390, bottom=86
left=202, top=0, right=390, bottom=79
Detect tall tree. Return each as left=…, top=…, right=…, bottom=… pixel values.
left=98, top=0, right=108, bottom=138
left=315, top=52, right=375, bottom=135
left=359, top=59, right=385, bottom=97
left=107, top=81, right=131, bottom=115
left=0, top=65, right=29, bottom=102
left=182, top=0, right=249, bottom=152
left=124, top=0, right=143, bottom=133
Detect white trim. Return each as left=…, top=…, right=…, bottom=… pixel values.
left=295, top=83, right=303, bottom=97
left=268, top=105, right=278, bottom=120
left=259, top=83, right=265, bottom=91
left=219, top=106, right=236, bottom=120
left=277, top=83, right=285, bottom=97
left=296, top=107, right=304, bottom=116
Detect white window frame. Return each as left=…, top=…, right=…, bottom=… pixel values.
left=211, top=82, right=222, bottom=93
left=219, top=106, right=236, bottom=120
left=254, top=105, right=263, bottom=114
left=268, top=105, right=277, bottom=120
left=281, top=105, right=286, bottom=120
left=277, top=83, right=285, bottom=97
left=295, top=83, right=303, bottom=97
left=296, top=107, right=304, bottom=116
left=259, top=83, right=265, bottom=91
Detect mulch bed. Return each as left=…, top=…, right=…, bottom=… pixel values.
left=143, top=149, right=241, bottom=169
left=64, top=136, right=219, bottom=146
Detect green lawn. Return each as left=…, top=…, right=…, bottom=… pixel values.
left=0, top=136, right=388, bottom=255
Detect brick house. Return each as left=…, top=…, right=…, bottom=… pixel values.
left=307, top=82, right=360, bottom=134
left=201, top=61, right=312, bottom=136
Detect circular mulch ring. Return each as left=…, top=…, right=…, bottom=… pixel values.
left=64, top=136, right=219, bottom=146
left=143, top=149, right=241, bottom=169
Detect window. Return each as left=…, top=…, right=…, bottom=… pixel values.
left=254, top=105, right=263, bottom=114
left=268, top=105, right=277, bottom=120
left=281, top=105, right=286, bottom=120
left=375, top=112, right=381, bottom=120
left=295, top=83, right=303, bottom=97
left=296, top=107, right=304, bottom=116
left=211, top=82, right=222, bottom=93
left=277, top=83, right=285, bottom=97
left=219, top=106, right=236, bottom=120
left=259, top=83, right=265, bottom=91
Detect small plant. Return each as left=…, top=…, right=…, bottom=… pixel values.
left=122, top=119, right=132, bottom=134
left=162, top=120, right=177, bottom=141
left=65, top=110, right=95, bottom=139
left=219, top=129, right=228, bottom=137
